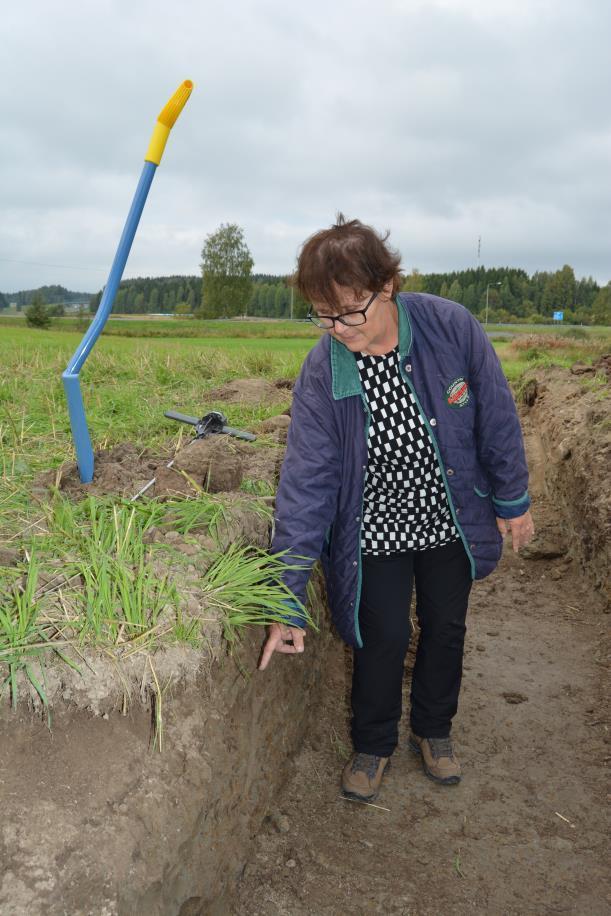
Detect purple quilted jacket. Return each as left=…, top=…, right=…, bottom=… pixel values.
left=271, top=293, right=530, bottom=648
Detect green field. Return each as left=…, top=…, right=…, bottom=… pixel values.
left=0, top=324, right=322, bottom=713
left=487, top=323, right=610, bottom=336
left=2, top=312, right=609, bottom=340
left=1, top=320, right=607, bottom=527
left=0, top=320, right=607, bottom=714
left=0, top=326, right=315, bottom=532
left=0, top=314, right=322, bottom=339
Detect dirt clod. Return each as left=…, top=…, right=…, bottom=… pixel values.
left=208, top=378, right=286, bottom=405
left=258, top=414, right=292, bottom=443
left=521, top=535, right=568, bottom=560
left=259, top=415, right=291, bottom=433
left=173, top=438, right=244, bottom=492
left=0, top=546, right=20, bottom=566
left=269, top=812, right=291, bottom=834
left=502, top=691, right=529, bottom=704
left=593, top=353, right=611, bottom=377
left=521, top=377, right=539, bottom=406
left=570, top=361, right=595, bottom=375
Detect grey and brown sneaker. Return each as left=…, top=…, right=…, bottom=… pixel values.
left=409, top=733, right=461, bottom=785
left=341, top=753, right=390, bottom=801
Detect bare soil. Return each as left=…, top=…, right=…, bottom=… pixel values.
left=0, top=608, right=334, bottom=916
left=206, top=378, right=289, bottom=405
left=230, top=552, right=609, bottom=915
left=519, top=365, right=610, bottom=605
left=40, top=431, right=284, bottom=502
left=229, top=367, right=610, bottom=916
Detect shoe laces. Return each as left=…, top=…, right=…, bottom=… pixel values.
left=427, top=737, right=454, bottom=760
left=351, top=753, right=381, bottom=778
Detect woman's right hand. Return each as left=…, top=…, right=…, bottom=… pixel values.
left=259, top=622, right=306, bottom=670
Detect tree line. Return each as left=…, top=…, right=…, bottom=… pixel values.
left=0, top=285, right=92, bottom=310
left=5, top=223, right=610, bottom=325
left=196, top=223, right=611, bottom=324
left=88, top=275, right=201, bottom=315
left=85, top=273, right=306, bottom=319
left=402, top=265, right=609, bottom=325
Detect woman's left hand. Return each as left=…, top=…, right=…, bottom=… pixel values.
left=496, top=510, right=535, bottom=552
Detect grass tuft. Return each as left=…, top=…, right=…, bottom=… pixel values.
left=200, top=542, right=315, bottom=646
left=0, top=552, right=77, bottom=723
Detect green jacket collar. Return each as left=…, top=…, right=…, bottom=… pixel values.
left=330, top=297, right=413, bottom=400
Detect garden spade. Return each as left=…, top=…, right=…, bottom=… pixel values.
left=62, top=80, right=194, bottom=484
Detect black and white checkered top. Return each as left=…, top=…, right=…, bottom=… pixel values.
left=355, top=346, right=459, bottom=555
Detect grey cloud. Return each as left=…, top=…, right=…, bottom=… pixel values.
left=0, top=0, right=609, bottom=292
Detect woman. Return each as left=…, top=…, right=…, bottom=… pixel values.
left=259, top=215, right=534, bottom=801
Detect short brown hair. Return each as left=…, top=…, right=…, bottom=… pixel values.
left=293, top=213, right=403, bottom=310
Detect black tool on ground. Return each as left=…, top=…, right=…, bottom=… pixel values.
left=164, top=410, right=256, bottom=442
left=130, top=410, right=257, bottom=501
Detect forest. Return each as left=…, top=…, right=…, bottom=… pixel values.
left=87, top=265, right=610, bottom=324
left=0, top=285, right=91, bottom=310
left=5, top=267, right=610, bottom=325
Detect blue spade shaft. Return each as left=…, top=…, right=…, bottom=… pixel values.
left=62, top=160, right=157, bottom=483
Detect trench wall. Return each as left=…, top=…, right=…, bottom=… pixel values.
left=520, top=365, right=610, bottom=608
left=0, top=577, right=332, bottom=916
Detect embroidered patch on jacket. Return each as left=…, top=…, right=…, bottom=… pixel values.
left=446, top=377, right=470, bottom=408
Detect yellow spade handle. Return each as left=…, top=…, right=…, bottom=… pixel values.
left=145, top=79, right=194, bottom=165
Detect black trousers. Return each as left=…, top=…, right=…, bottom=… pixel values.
left=351, top=538, right=472, bottom=757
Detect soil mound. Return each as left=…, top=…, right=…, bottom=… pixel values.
left=38, top=442, right=170, bottom=500
left=39, top=435, right=281, bottom=501
left=208, top=378, right=286, bottom=405
left=172, top=437, right=243, bottom=491
left=257, top=414, right=291, bottom=444
left=593, top=352, right=611, bottom=377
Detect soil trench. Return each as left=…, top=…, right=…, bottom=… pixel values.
left=229, top=411, right=610, bottom=914
left=1, top=369, right=608, bottom=914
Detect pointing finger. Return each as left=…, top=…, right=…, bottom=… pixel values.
left=259, top=632, right=282, bottom=670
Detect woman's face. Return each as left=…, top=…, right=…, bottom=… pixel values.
left=311, top=281, right=397, bottom=354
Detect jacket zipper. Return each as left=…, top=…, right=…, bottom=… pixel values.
left=399, top=371, right=476, bottom=579
left=353, top=394, right=370, bottom=649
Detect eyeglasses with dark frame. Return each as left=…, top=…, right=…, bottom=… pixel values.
left=307, top=291, right=378, bottom=329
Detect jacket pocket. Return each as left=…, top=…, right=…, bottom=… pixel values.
left=473, top=465, right=492, bottom=499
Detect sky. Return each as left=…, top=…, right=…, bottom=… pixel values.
left=1, top=0, right=610, bottom=294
